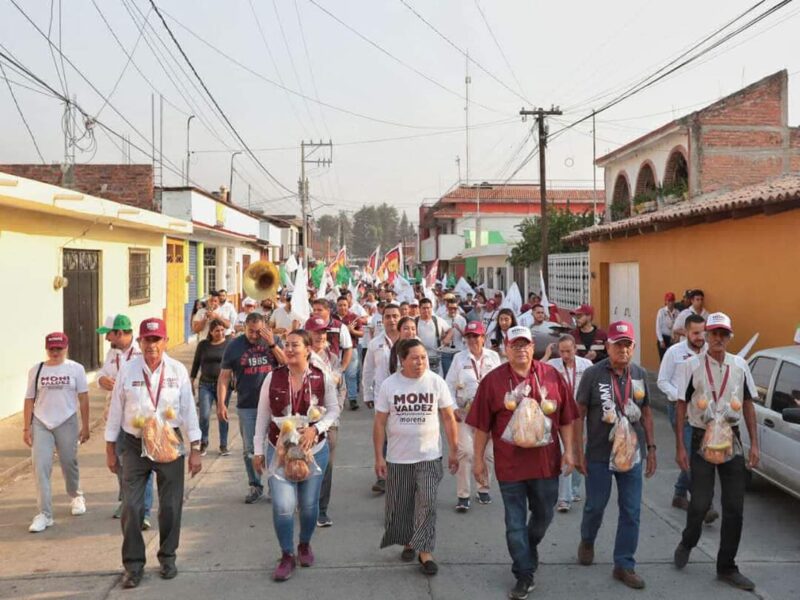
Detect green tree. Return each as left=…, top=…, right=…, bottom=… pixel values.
left=509, top=209, right=597, bottom=266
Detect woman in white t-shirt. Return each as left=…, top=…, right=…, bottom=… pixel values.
left=373, top=338, right=459, bottom=576
left=22, top=332, right=90, bottom=533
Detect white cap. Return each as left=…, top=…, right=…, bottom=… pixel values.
left=243, top=297, right=258, bottom=307
left=706, top=312, right=732, bottom=332
left=409, top=299, right=420, bottom=306
left=507, top=326, right=532, bottom=344
left=99, top=315, right=115, bottom=331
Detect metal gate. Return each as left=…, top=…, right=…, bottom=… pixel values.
left=62, top=249, right=100, bottom=369
left=547, top=252, right=590, bottom=310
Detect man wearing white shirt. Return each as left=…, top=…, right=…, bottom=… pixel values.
left=656, top=292, right=680, bottom=359
left=548, top=334, right=593, bottom=513
left=416, top=298, right=453, bottom=376
left=658, top=313, right=709, bottom=513
left=440, top=298, right=467, bottom=377
left=104, top=318, right=202, bottom=589
left=445, top=321, right=501, bottom=512
left=269, top=293, right=302, bottom=338
left=192, top=293, right=230, bottom=340
left=672, top=290, right=709, bottom=341
left=216, top=290, right=239, bottom=337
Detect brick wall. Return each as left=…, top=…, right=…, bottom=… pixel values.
left=0, top=164, right=154, bottom=210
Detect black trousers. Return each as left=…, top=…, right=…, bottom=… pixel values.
left=121, top=433, right=185, bottom=573
left=680, top=427, right=746, bottom=574
left=657, top=335, right=673, bottom=360
left=318, top=427, right=338, bottom=515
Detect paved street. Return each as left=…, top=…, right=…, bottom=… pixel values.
left=1, top=349, right=798, bottom=600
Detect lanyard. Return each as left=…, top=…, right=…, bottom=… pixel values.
left=142, top=364, right=166, bottom=409
left=509, top=363, right=544, bottom=400
left=609, top=367, right=631, bottom=411
left=288, top=368, right=310, bottom=414
left=704, top=355, right=730, bottom=404
left=115, top=346, right=135, bottom=371
left=561, top=361, right=577, bottom=398
left=469, top=353, right=485, bottom=382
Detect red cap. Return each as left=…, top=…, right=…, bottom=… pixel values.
left=464, top=321, right=485, bottom=336
left=570, top=304, right=594, bottom=317
left=304, top=316, right=328, bottom=332
left=664, top=292, right=676, bottom=302
left=139, top=318, right=167, bottom=339
left=607, top=321, right=635, bottom=343
left=45, top=332, right=69, bottom=349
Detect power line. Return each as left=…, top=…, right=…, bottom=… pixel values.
left=397, top=0, right=532, bottom=106
left=473, top=0, right=527, bottom=101
left=294, top=0, right=332, bottom=138
left=0, top=60, right=46, bottom=163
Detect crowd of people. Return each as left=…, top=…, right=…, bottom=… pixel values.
left=20, top=276, right=762, bottom=598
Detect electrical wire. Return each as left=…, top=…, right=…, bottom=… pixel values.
left=473, top=0, right=527, bottom=101
left=0, top=60, right=46, bottom=163
left=295, top=0, right=332, bottom=139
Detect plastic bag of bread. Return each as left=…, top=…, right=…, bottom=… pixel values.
left=141, top=413, right=183, bottom=463
left=269, top=416, right=322, bottom=482
left=700, top=415, right=735, bottom=464
left=501, top=396, right=553, bottom=448
left=608, top=417, right=640, bottom=472
left=306, top=394, right=327, bottom=424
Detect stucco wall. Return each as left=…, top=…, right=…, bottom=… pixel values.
left=587, top=209, right=800, bottom=371
left=0, top=207, right=166, bottom=419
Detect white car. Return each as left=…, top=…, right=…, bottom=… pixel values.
left=741, top=346, right=800, bottom=499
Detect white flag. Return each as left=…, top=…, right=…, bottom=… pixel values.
left=501, top=282, right=522, bottom=314
left=284, top=254, right=298, bottom=273
left=394, top=276, right=415, bottom=303
left=454, top=277, right=473, bottom=299
left=539, top=270, right=550, bottom=314
left=292, top=266, right=310, bottom=322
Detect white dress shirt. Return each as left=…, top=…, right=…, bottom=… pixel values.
left=655, top=305, right=679, bottom=339
left=361, top=333, right=395, bottom=405
left=673, top=307, right=709, bottom=340
left=547, top=356, right=594, bottom=398
left=218, top=301, right=238, bottom=336
left=98, top=341, right=141, bottom=382
left=657, top=340, right=706, bottom=402
left=445, top=347, right=502, bottom=407
left=104, top=354, right=201, bottom=443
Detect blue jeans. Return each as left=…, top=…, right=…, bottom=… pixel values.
left=558, top=471, right=583, bottom=503
left=237, top=407, right=261, bottom=489
left=344, top=350, right=359, bottom=401
left=198, top=382, right=230, bottom=447
left=666, top=402, right=692, bottom=497
left=116, top=430, right=154, bottom=517
left=498, top=477, right=559, bottom=582
left=581, top=460, right=643, bottom=570
left=267, top=441, right=330, bottom=554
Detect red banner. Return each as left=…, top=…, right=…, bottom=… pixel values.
left=365, top=246, right=380, bottom=275
left=376, top=244, right=402, bottom=284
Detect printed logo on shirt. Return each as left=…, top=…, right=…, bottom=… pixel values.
left=40, top=375, right=71, bottom=388
left=599, top=382, right=614, bottom=413
left=240, top=348, right=275, bottom=376
left=393, top=392, right=435, bottom=424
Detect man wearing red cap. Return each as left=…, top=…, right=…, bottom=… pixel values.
left=105, top=318, right=202, bottom=589
left=570, top=304, right=608, bottom=364
left=655, top=293, right=679, bottom=360
left=445, top=320, right=501, bottom=512
left=673, top=313, right=760, bottom=591
left=468, top=326, right=577, bottom=599
left=574, top=321, right=656, bottom=590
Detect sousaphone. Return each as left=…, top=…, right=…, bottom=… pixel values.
left=243, top=260, right=279, bottom=301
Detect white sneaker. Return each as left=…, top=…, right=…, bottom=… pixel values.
left=29, top=513, right=54, bottom=532
left=70, top=495, right=86, bottom=515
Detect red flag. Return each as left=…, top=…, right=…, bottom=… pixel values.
left=328, top=246, right=347, bottom=278
left=376, top=243, right=402, bottom=284
left=425, top=259, right=439, bottom=288
left=365, top=246, right=380, bottom=275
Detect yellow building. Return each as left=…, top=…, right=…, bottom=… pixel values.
left=0, top=171, right=191, bottom=419
left=565, top=176, right=800, bottom=371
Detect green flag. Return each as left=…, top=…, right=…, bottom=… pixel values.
left=414, top=268, right=422, bottom=284
left=447, top=273, right=456, bottom=288
left=279, top=264, right=290, bottom=287
left=311, top=262, right=326, bottom=289
left=336, top=265, right=352, bottom=286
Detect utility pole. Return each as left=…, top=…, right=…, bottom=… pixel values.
left=520, top=105, right=562, bottom=284
left=455, top=155, right=461, bottom=184
left=592, top=109, right=598, bottom=224
left=229, top=151, right=242, bottom=202
left=186, top=114, right=195, bottom=185
left=299, top=140, right=333, bottom=268
left=464, top=51, right=471, bottom=186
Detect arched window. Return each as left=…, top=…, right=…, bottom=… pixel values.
left=611, top=172, right=631, bottom=220
left=635, top=162, right=657, bottom=197
left=663, top=148, right=688, bottom=196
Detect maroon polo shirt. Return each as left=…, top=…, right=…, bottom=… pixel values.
left=466, top=361, right=578, bottom=482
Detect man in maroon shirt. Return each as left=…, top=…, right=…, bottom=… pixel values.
left=467, top=326, right=577, bottom=600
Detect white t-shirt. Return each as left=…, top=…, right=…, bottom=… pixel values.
left=270, top=305, right=302, bottom=331
left=441, top=314, right=467, bottom=352
left=235, top=311, right=248, bottom=332
left=26, top=359, right=89, bottom=429
left=218, top=301, right=238, bottom=336
left=416, top=316, right=450, bottom=358
left=193, top=306, right=232, bottom=340
left=375, top=370, right=454, bottom=463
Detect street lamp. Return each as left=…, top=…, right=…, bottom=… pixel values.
left=474, top=181, right=492, bottom=248
left=229, top=151, right=242, bottom=203
left=185, top=115, right=195, bottom=185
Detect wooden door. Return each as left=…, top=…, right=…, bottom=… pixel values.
left=609, top=262, right=641, bottom=363
left=166, top=241, right=185, bottom=348
left=62, top=249, right=100, bottom=369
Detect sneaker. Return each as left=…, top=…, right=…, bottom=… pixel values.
left=200, top=442, right=208, bottom=457
left=70, top=495, right=86, bottom=516
left=704, top=508, right=719, bottom=524
left=673, top=543, right=690, bottom=569
left=717, top=570, right=755, bottom=591
left=112, top=502, right=123, bottom=519
left=557, top=500, right=571, bottom=513
left=316, top=514, right=333, bottom=528
left=219, top=445, right=230, bottom=456
left=455, top=497, right=471, bottom=512
left=477, top=491, right=492, bottom=505
left=273, top=552, right=296, bottom=581
left=572, top=494, right=582, bottom=503
left=612, top=567, right=645, bottom=589
left=371, top=478, right=386, bottom=494
left=298, top=543, right=315, bottom=567
left=672, top=495, right=689, bottom=510
left=142, top=516, right=151, bottom=531
left=366, top=401, right=374, bottom=409
left=28, top=513, right=54, bottom=533
left=509, top=577, right=535, bottom=600
left=245, top=486, right=263, bottom=504
left=349, top=399, right=359, bottom=411
left=577, top=540, right=594, bottom=566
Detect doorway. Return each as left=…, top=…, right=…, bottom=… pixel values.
left=62, top=249, right=100, bottom=369
left=609, top=262, right=640, bottom=363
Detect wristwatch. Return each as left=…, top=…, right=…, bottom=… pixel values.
left=647, top=444, right=657, bottom=451
left=190, top=442, right=202, bottom=452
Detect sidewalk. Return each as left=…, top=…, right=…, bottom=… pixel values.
left=0, top=343, right=198, bottom=488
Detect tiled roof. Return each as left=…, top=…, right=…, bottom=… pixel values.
left=440, top=185, right=604, bottom=203
left=564, top=175, right=800, bottom=244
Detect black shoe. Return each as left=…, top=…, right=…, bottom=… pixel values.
left=671, top=495, right=689, bottom=510
left=159, top=563, right=178, bottom=580
left=418, top=555, right=438, bottom=576
left=674, top=543, right=690, bottom=569
left=509, top=578, right=535, bottom=600
left=349, top=400, right=359, bottom=410
left=121, top=570, right=143, bottom=589
left=400, top=547, right=415, bottom=562
left=455, top=497, right=471, bottom=512
left=245, top=486, right=263, bottom=504
left=371, top=479, right=386, bottom=494
left=717, top=571, right=755, bottom=591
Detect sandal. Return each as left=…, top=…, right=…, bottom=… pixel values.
left=418, top=555, right=438, bottom=576
left=401, top=547, right=415, bottom=562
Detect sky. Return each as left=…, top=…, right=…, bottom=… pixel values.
left=1, top=0, right=799, bottom=224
